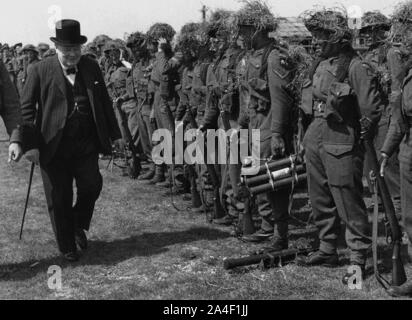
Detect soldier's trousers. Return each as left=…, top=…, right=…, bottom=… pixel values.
left=304, top=118, right=371, bottom=265
left=136, top=101, right=154, bottom=162
left=248, top=110, right=290, bottom=237
left=114, top=101, right=139, bottom=146
left=400, top=160, right=412, bottom=243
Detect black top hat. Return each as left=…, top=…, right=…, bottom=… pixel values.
left=50, top=19, right=88, bottom=45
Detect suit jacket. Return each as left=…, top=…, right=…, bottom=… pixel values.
left=21, top=55, right=121, bottom=164
left=0, top=61, right=22, bottom=143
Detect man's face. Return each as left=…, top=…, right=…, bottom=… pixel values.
left=131, top=44, right=143, bottom=60
left=147, top=41, right=158, bottom=56
left=56, top=44, right=82, bottom=67
left=109, top=49, right=121, bottom=64
left=27, top=51, right=37, bottom=62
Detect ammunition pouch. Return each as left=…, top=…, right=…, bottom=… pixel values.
left=325, top=82, right=355, bottom=124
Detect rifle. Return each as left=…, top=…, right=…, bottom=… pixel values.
left=364, top=138, right=407, bottom=288
left=111, top=84, right=142, bottom=179
left=188, top=107, right=226, bottom=221
left=224, top=247, right=315, bottom=270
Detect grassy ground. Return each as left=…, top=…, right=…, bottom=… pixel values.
left=0, top=124, right=411, bottom=300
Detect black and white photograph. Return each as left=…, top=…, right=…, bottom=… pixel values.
left=1, top=0, right=412, bottom=304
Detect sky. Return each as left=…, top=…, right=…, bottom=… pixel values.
left=0, top=0, right=400, bottom=45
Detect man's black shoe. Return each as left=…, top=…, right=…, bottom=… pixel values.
left=296, top=250, right=339, bottom=268
left=75, top=229, right=88, bottom=251
left=387, top=281, right=412, bottom=298
left=342, top=265, right=366, bottom=286
left=63, top=251, right=79, bottom=262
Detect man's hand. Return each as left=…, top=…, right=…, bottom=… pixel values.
left=8, top=143, right=23, bottom=163
left=114, top=139, right=126, bottom=151
left=271, top=133, right=286, bottom=158
left=380, top=153, right=389, bottom=177
left=24, top=149, right=39, bottom=165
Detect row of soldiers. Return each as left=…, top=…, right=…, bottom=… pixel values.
left=4, top=0, right=412, bottom=297
left=95, top=1, right=412, bottom=296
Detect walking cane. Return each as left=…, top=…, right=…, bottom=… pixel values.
left=19, top=162, right=35, bottom=240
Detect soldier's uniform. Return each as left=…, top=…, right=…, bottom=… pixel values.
left=202, top=46, right=243, bottom=218
left=382, top=66, right=412, bottom=247
left=239, top=45, right=296, bottom=241
left=108, top=63, right=140, bottom=152
left=303, top=56, right=384, bottom=265
left=130, top=59, right=155, bottom=164
left=362, top=45, right=401, bottom=199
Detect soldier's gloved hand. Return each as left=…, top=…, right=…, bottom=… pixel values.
left=271, top=133, right=286, bottom=158
left=380, top=153, right=389, bottom=177
left=196, top=125, right=206, bottom=136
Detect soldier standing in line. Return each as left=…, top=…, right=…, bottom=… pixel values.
left=297, top=9, right=385, bottom=284
left=16, top=45, right=40, bottom=97
left=105, top=40, right=141, bottom=178
left=1, top=44, right=17, bottom=87
left=37, top=43, right=50, bottom=60
left=380, top=1, right=412, bottom=298
left=147, top=23, right=182, bottom=187
left=199, top=9, right=245, bottom=225
left=360, top=11, right=401, bottom=201
left=126, top=32, right=157, bottom=181
left=233, top=1, right=297, bottom=247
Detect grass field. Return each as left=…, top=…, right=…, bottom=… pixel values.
left=0, top=124, right=411, bottom=300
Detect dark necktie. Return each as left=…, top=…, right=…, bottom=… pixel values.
left=66, top=67, right=77, bottom=75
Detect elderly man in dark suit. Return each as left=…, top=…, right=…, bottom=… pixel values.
left=21, top=20, right=123, bottom=262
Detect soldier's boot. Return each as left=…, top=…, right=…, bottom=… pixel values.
left=296, top=250, right=339, bottom=268
left=270, top=222, right=289, bottom=251
left=149, top=165, right=166, bottom=185
left=387, top=281, right=412, bottom=298
left=138, top=163, right=156, bottom=181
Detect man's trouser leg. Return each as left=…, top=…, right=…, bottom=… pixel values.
left=41, top=158, right=76, bottom=254
left=305, top=119, right=371, bottom=265
left=72, top=152, right=103, bottom=231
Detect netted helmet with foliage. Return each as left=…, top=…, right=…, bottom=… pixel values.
left=206, top=9, right=236, bottom=40
left=147, top=23, right=176, bottom=42
left=126, top=31, right=146, bottom=48
left=176, top=22, right=202, bottom=53
left=235, top=0, right=278, bottom=32
left=361, top=11, right=391, bottom=32
left=391, top=1, right=412, bottom=41
left=301, top=7, right=352, bottom=43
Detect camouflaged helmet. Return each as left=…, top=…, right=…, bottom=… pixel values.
left=103, top=40, right=121, bottom=53
left=360, top=11, right=391, bottom=33
left=176, top=22, right=202, bottom=53
left=235, top=0, right=278, bottom=33
left=93, top=34, right=112, bottom=48
left=302, top=7, right=352, bottom=43
left=206, top=9, right=236, bottom=40
left=147, top=23, right=176, bottom=42
left=126, top=31, right=146, bottom=48
left=391, top=1, right=412, bottom=42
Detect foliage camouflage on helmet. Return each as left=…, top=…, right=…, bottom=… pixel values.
left=391, top=1, right=412, bottom=42
left=206, top=9, right=236, bottom=40
left=93, top=34, right=112, bottom=47
left=147, top=23, right=176, bottom=42
left=361, top=11, right=390, bottom=32
left=176, top=22, right=202, bottom=53
left=126, top=31, right=145, bottom=48
left=235, top=0, right=278, bottom=32
left=301, top=7, right=352, bottom=43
